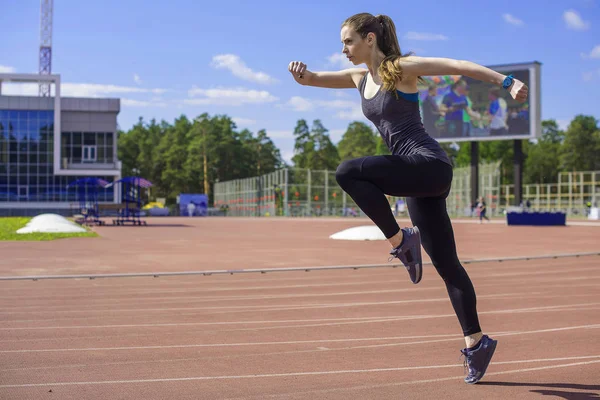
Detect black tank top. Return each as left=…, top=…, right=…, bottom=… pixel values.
left=359, top=72, right=452, bottom=166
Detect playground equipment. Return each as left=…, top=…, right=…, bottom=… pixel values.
left=67, top=177, right=110, bottom=225
left=105, top=176, right=153, bottom=225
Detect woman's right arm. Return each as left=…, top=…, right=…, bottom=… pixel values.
left=288, top=61, right=367, bottom=89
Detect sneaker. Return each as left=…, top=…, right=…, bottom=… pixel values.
left=460, top=335, right=498, bottom=384
left=388, top=226, right=423, bottom=284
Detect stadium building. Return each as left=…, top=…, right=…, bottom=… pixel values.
left=0, top=73, right=121, bottom=216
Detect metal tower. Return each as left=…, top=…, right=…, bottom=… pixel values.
left=39, top=0, right=53, bottom=97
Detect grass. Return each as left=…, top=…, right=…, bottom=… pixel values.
left=0, top=217, right=98, bottom=241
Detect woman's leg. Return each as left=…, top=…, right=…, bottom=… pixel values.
left=335, top=154, right=452, bottom=240
left=405, top=196, right=482, bottom=342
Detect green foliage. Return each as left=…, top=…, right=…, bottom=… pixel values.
left=560, top=115, right=600, bottom=172
left=118, top=113, right=284, bottom=204
left=118, top=110, right=598, bottom=206
left=338, top=122, right=378, bottom=161
left=524, top=120, right=564, bottom=184
left=291, top=119, right=339, bottom=170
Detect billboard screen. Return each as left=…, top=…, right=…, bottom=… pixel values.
left=418, top=62, right=541, bottom=143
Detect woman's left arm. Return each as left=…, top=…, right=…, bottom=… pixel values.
left=399, top=56, right=528, bottom=102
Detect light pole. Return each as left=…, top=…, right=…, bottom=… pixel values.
left=195, top=116, right=209, bottom=197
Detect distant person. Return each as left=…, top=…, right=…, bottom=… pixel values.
left=288, top=12, right=527, bottom=384
left=487, top=87, right=508, bottom=136
left=421, top=85, right=443, bottom=138
left=442, top=80, right=469, bottom=138
left=462, top=87, right=481, bottom=137
left=187, top=202, right=196, bottom=217
left=477, top=197, right=490, bottom=223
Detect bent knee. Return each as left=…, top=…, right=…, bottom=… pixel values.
left=335, top=159, right=361, bottom=187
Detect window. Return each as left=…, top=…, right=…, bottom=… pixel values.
left=83, top=145, right=97, bottom=162
left=18, top=186, right=28, bottom=198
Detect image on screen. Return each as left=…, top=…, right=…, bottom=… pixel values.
left=418, top=68, right=532, bottom=142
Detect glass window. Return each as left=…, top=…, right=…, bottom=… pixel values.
left=83, top=133, right=96, bottom=145
left=72, top=146, right=82, bottom=161
left=83, top=145, right=97, bottom=162
left=73, top=132, right=82, bottom=145
left=28, top=153, right=39, bottom=164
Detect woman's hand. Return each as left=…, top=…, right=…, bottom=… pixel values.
left=288, top=61, right=312, bottom=84
left=509, top=79, right=528, bottom=103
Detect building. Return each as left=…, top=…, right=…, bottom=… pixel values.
left=0, top=73, right=121, bottom=216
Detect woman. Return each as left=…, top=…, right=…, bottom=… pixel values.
left=288, top=12, right=528, bottom=384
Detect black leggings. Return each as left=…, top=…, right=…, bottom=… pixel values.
left=335, top=154, right=482, bottom=336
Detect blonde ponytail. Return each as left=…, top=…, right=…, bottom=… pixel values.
left=379, top=55, right=403, bottom=92
left=376, top=15, right=406, bottom=92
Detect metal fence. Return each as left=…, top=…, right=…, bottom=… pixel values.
left=214, top=161, right=502, bottom=218
left=500, top=170, right=600, bottom=217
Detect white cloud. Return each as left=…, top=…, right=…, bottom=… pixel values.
left=211, top=54, right=278, bottom=85
left=1, top=81, right=167, bottom=106
left=326, top=53, right=361, bottom=69
left=121, top=98, right=168, bottom=108
left=0, top=65, right=16, bottom=73
left=332, top=90, right=352, bottom=98
left=133, top=73, right=142, bottom=85
left=0, top=83, right=38, bottom=96
left=336, top=106, right=366, bottom=121
left=503, top=13, right=524, bottom=26
left=282, top=95, right=368, bottom=122
left=329, top=128, right=346, bottom=141
left=186, top=86, right=278, bottom=106
left=232, top=117, right=256, bottom=126
left=281, top=150, right=294, bottom=164
left=556, top=119, right=571, bottom=131
left=582, top=71, right=595, bottom=81
left=563, top=10, right=590, bottom=30
left=403, top=32, right=449, bottom=41
left=61, top=83, right=153, bottom=97
left=584, top=45, right=600, bottom=59
left=285, top=96, right=314, bottom=112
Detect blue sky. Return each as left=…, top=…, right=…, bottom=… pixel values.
left=1, top=0, right=599, bottom=163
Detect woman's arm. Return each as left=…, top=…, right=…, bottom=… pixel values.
left=399, top=56, right=528, bottom=102
left=288, top=61, right=367, bottom=89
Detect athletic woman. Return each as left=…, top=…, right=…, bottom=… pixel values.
left=287, top=12, right=528, bottom=384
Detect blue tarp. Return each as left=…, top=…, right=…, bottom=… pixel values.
left=179, top=194, right=208, bottom=216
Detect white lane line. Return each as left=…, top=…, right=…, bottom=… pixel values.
left=4, top=270, right=600, bottom=312
left=224, top=359, right=600, bottom=399
left=3, top=301, right=599, bottom=332
left=0, top=291, right=570, bottom=316
left=2, top=323, right=599, bottom=354
left=1, top=357, right=600, bottom=389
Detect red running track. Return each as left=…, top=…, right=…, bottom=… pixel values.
left=1, top=217, right=599, bottom=399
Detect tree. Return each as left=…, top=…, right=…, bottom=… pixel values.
left=524, top=120, right=565, bottom=184
left=291, top=119, right=312, bottom=168
left=560, top=115, right=600, bottom=171
left=337, top=122, right=378, bottom=161
left=308, top=119, right=340, bottom=170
